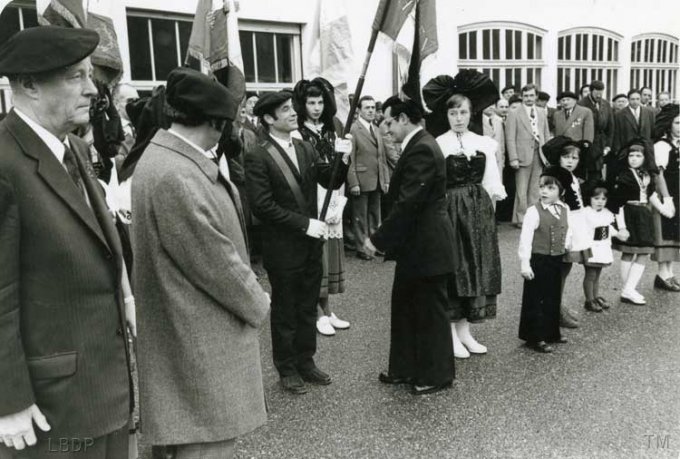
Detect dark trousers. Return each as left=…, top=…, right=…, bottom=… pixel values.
left=388, top=272, right=455, bottom=386
left=0, top=424, right=128, bottom=459
left=518, top=254, right=563, bottom=343
left=267, top=251, right=323, bottom=377
left=352, top=189, right=381, bottom=254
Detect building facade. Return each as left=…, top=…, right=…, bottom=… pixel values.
left=1, top=0, right=678, bottom=115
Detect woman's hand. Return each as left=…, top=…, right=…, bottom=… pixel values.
left=521, top=261, right=534, bottom=280
left=617, top=229, right=630, bottom=242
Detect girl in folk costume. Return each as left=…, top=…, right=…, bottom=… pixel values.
left=542, top=136, right=597, bottom=317
left=518, top=168, right=572, bottom=353
left=582, top=182, right=622, bottom=310
left=422, top=71, right=507, bottom=359
left=292, top=77, right=351, bottom=336
left=651, top=104, right=680, bottom=291
left=608, top=139, right=672, bottom=305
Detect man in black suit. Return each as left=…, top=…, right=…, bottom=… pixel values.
left=612, top=89, right=656, bottom=154
left=364, top=96, right=455, bottom=396
left=578, top=80, right=614, bottom=182
left=244, top=91, right=349, bottom=394
left=0, top=27, right=132, bottom=457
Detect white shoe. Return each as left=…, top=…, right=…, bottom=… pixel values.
left=459, top=336, right=488, bottom=354
left=316, top=316, right=336, bottom=336
left=328, top=313, right=350, bottom=329
left=621, top=290, right=646, bottom=305
left=452, top=332, right=470, bottom=359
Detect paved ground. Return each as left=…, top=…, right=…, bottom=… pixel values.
left=139, top=223, right=680, bottom=459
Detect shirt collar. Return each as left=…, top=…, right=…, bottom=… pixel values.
left=167, top=128, right=215, bottom=160
left=540, top=200, right=566, bottom=210
left=359, top=116, right=374, bottom=132
left=270, top=133, right=294, bottom=150
left=13, top=108, right=67, bottom=163
left=401, top=126, right=423, bottom=150
left=524, top=104, right=536, bottom=116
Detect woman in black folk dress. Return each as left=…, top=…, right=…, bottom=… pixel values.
left=423, top=71, right=507, bottom=359
left=651, top=104, right=680, bottom=291
left=293, top=77, right=351, bottom=336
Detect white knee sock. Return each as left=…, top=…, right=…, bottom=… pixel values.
left=620, top=259, right=633, bottom=284
left=624, top=262, right=646, bottom=296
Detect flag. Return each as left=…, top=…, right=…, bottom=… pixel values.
left=304, top=0, right=355, bottom=125
left=37, top=0, right=123, bottom=84
left=87, top=12, right=123, bottom=84
left=374, top=0, right=438, bottom=108
left=186, top=0, right=245, bottom=120
left=39, top=0, right=85, bottom=28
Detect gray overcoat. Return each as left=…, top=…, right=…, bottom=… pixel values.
left=131, top=129, right=269, bottom=445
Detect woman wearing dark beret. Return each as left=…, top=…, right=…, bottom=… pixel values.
left=651, top=104, right=680, bottom=291
left=292, top=77, right=351, bottom=336
left=423, top=71, right=507, bottom=359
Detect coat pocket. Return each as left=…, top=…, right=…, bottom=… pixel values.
left=27, top=351, right=77, bottom=380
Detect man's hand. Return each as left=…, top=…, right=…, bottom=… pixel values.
left=305, top=219, right=328, bottom=239
left=363, top=238, right=377, bottom=256
left=350, top=186, right=361, bottom=196
left=603, top=146, right=611, bottom=156
left=510, top=160, right=520, bottom=170
left=0, top=404, right=51, bottom=450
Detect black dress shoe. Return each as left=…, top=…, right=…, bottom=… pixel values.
left=356, top=252, right=374, bottom=261
left=654, top=275, right=680, bottom=292
left=299, top=367, right=332, bottom=385
left=529, top=341, right=554, bottom=353
left=281, top=375, right=308, bottom=394
left=584, top=300, right=603, bottom=312
left=595, top=297, right=611, bottom=310
left=411, top=382, right=452, bottom=396
left=379, top=372, right=413, bottom=385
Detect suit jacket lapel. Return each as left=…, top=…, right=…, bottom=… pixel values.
left=358, top=121, right=377, bottom=147
left=519, top=106, right=532, bottom=133
left=69, top=134, right=119, bottom=258
left=293, top=139, right=308, bottom=182
left=6, top=111, right=110, bottom=251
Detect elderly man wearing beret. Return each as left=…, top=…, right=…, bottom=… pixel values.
left=245, top=91, right=350, bottom=394
left=577, top=80, right=615, bottom=182
left=131, top=67, right=270, bottom=458
left=0, top=27, right=134, bottom=458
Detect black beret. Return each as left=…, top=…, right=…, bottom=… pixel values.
left=0, top=26, right=99, bottom=76
left=541, top=166, right=573, bottom=191
left=612, top=93, right=627, bottom=102
left=253, top=91, right=293, bottom=117
left=508, top=94, right=522, bottom=105
left=589, top=80, right=605, bottom=91
left=557, top=91, right=578, bottom=100
left=501, top=85, right=515, bottom=93
left=166, top=67, right=236, bottom=120
left=538, top=91, right=550, bottom=101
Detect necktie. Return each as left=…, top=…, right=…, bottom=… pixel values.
left=530, top=107, right=540, bottom=142
left=62, top=144, right=86, bottom=197
left=634, top=109, right=640, bottom=124
left=369, top=124, right=377, bottom=143
left=565, top=109, right=571, bottom=119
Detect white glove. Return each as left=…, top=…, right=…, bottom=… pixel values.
left=306, top=219, right=328, bottom=239
left=662, top=197, right=676, bottom=218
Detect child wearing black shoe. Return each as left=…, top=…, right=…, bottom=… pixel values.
left=583, top=182, right=624, bottom=311
left=518, top=168, right=572, bottom=353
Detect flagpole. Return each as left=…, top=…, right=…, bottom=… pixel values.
left=319, top=3, right=390, bottom=220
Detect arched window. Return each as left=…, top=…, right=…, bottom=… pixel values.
left=458, top=22, right=546, bottom=92
left=557, top=27, right=621, bottom=100
left=0, top=0, right=38, bottom=115
left=630, top=33, right=678, bottom=101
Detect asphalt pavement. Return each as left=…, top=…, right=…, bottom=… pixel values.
left=140, top=223, right=680, bottom=459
